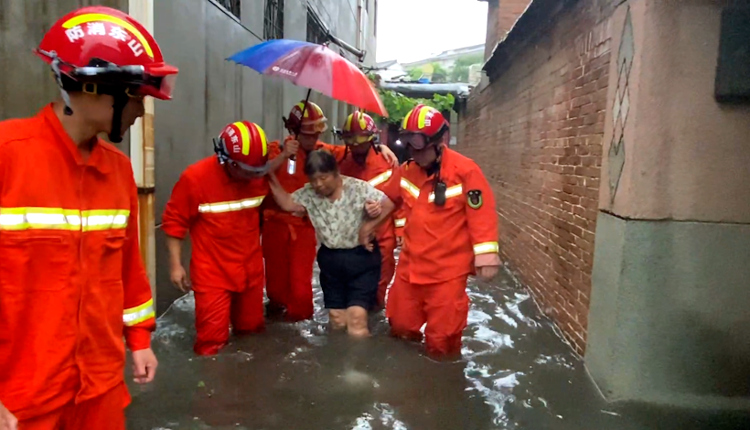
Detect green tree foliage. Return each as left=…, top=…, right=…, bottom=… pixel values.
left=374, top=90, right=454, bottom=125
left=407, top=68, right=423, bottom=81
left=450, top=53, right=484, bottom=83
left=430, top=63, right=449, bottom=83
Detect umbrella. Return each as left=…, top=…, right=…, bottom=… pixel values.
left=227, top=39, right=388, bottom=118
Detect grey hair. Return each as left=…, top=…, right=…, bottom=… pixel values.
left=304, top=149, right=339, bottom=176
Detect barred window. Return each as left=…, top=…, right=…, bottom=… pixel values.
left=216, top=0, right=241, bottom=19
left=307, top=7, right=327, bottom=44
left=264, top=0, right=284, bottom=40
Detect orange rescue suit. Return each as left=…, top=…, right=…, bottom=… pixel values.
left=387, top=148, right=500, bottom=358
left=0, top=105, right=155, bottom=421
left=338, top=146, right=401, bottom=308
left=262, top=137, right=346, bottom=321
left=161, top=157, right=268, bottom=355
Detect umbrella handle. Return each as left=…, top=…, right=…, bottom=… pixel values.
left=286, top=88, right=313, bottom=174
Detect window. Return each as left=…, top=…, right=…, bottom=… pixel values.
left=216, top=0, right=241, bottom=19
left=357, top=0, right=368, bottom=49
left=264, top=0, right=284, bottom=40
left=307, top=7, right=327, bottom=44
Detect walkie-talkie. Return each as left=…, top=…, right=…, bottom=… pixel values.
left=433, top=180, right=447, bottom=207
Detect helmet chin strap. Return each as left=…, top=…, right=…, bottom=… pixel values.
left=425, top=144, right=443, bottom=176
left=48, top=53, right=131, bottom=143
left=108, top=92, right=129, bottom=143
left=50, top=56, right=74, bottom=116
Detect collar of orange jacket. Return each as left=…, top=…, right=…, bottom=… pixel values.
left=40, top=103, right=112, bottom=174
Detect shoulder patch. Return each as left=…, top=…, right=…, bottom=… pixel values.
left=467, top=189, right=483, bottom=209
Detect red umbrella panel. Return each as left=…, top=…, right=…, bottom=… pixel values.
left=228, top=40, right=388, bottom=118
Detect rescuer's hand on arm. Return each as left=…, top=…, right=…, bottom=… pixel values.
left=359, top=195, right=395, bottom=251
left=378, top=144, right=399, bottom=168
left=269, top=173, right=306, bottom=214
left=0, top=401, right=18, bottom=430
left=131, top=348, right=158, bottom=384
left=167, top=236, right=190, bottom=292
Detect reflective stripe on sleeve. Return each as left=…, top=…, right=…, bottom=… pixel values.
left=368, top=170, right=393, bottom=187
left=400, top=178, right=420, bottom=199
left=473, top=241, right=499, bottom=255
left=428, top=184, right=463, bottom=203
left=123, top=298, right=155, bottom=326
left=0, top=207, right=129, bottom=231
left=198, top=196, right=265, bottom=213
left=394, top=218, right=406, bottom=228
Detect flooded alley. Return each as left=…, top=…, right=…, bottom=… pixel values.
left=126, top=266, right=747, bottom=430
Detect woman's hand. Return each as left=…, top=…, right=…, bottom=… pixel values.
left=359, top=221, right=376, bottom=251
left=365, top=199, right=382, bottom=218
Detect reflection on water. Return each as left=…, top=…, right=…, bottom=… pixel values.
left=127, top=265, right=748, bottom=430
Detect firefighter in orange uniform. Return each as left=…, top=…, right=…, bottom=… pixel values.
left=162, top=121, right=270, bottom=356
left=262, top=101, right=399, bottom=321
left=337, top=112, right=401, bottom=309
left=386, top=104, right=501, bottom=360
left=0, top=7, right=177, bottom=429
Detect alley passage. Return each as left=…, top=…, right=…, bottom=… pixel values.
left=126, top=267, right=743, bottom=430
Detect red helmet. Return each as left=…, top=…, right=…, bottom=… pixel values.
left=35, top=6, right=178, bottom=100
left=285, top=101, right=328, bottom=135
left=400, top=104, right=448, bottom=138
left=214, top=121, right=269, bottom=173
left=340, top=111, right=378, bottom=145
left=399, top=104, right=449, bottom=150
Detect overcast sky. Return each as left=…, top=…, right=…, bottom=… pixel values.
left=375, top=0, right=488, bottom=64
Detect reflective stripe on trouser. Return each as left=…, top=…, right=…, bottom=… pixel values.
left=0, top=208, right=129, bottom=231
left=377, top=235, right=397, bottom=308
left=193, top=285, right=265, bottom=356
left=386, top=274, right=469, bottom=358
left=261, top=219, right=316, bottom=322
left=17, top=383, right=127, bottom=430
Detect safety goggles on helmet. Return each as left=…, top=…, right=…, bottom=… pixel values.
left=213, top=137, right=269, bottom=175
left=343, top=134, right=376, bottom=145
left=399, top=132, right=432, bottom=150
left=39, top=50, right=177, bottom=100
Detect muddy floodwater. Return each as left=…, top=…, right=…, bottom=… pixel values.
left=126, top=265, right=749, bottom=430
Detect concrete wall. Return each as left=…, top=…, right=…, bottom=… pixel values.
left=458, top=0, right=617, bottom=355
left=0, top=0, right=378, bottom=314
left=0, top=0, right=130, bottom=154
left=152, top=0, right=270, bottom=312
left=586, top=0, right=750, bottom=408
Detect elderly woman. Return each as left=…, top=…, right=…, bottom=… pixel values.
left=268, top=149, right=395, bottom=337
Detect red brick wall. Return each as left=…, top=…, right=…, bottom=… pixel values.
left=485, top=0, right=533, bottom=59
left=459, top=0, right=616, bottom=354
left=498, top=0, right=532, bottom=39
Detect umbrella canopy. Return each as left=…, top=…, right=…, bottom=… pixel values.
left=227, top=39, right=388, bottom=117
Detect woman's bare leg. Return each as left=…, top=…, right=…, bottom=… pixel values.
left=329, top=309, right=347, bottom=330
left=346, top=306, right=370, bottom=337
